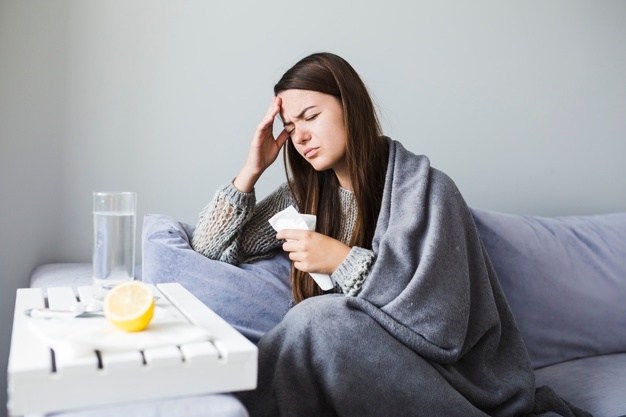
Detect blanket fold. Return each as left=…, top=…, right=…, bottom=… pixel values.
left=238, top=139, right=591, bottom=417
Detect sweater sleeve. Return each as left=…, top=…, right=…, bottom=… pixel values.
left=191, top=182, right=294, bottom=264
left=331, top=246, right=376, bottom=296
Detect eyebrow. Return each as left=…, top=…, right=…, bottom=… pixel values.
left=282, top=106, right=317, bottom=126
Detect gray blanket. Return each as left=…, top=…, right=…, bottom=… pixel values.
left=237, top=139, right=591, bottom=417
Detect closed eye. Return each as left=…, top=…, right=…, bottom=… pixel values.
left=283, top=111, right=318, bottom=135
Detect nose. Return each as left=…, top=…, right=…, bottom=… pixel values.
left=290, top=125, right=310, bottom=145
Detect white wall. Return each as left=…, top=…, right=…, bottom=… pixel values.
left=1, top=1, right=625, bottom=415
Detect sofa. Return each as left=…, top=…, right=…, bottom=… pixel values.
left=470, top=208, right=626, bottom=417
left=28, top=208, right=626, bottom=417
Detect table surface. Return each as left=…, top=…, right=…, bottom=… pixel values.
left=7, top=283, right=257, bottom=417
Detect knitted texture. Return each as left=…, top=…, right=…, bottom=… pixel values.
left=192, top=182, right=375, bottom=296
left=333, top=246, right=374, bottom=296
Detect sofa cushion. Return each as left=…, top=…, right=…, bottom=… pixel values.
left=46, top=392, right=249, bottom=417
left=141, top=213, right=293, bottom=344
left=534, top=353, right=626, bottom=417
left=471, top=208, right=626, bottom=369
left=30, top=263, right=143, bottom=289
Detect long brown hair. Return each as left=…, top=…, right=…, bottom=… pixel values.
left=274, top=52, right=389, bottom=303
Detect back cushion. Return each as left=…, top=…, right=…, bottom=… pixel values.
left=471, top=208, right=626, bottom=369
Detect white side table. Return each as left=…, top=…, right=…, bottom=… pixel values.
left=7, top=283, right=257, bottom=416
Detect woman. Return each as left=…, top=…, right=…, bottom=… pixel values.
left=192, top=52, right=385, bottom=302
left=193, top=53, right=589, bottom=417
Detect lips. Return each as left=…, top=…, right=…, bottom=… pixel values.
left=303, top=147, right=319, bottom=158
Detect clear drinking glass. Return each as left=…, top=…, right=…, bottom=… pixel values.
left=92, top=191, right=137, bottom=300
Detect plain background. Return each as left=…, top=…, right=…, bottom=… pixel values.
left=1, top=1, right=625, bottom=415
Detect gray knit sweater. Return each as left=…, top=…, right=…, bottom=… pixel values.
left=191, top=182, right=375, bottom=296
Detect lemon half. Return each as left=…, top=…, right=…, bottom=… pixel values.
left=103, top=281, right=155, bottom=332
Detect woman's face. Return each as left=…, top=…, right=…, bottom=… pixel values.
left=278, top=89, right=351, bottom=189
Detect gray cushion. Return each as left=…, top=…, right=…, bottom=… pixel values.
left=141, top=213, right=292, bottom=344
left=471, top=208, right=626, bottom=368
left=535, top=353, right=626, bottom=417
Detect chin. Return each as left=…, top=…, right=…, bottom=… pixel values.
left=308, top=162, right=331, bottom=172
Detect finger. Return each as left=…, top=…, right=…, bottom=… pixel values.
left=286, top=249, right=299, bottom=262
left=266, top=97, right=282, bottom=120
left=282, top=241, right=304, bottom=258
left=275, top=128, right=290, bottom=149
left=277, top=229, right=306, bottom=241
left=267, top=98, right=282, bottom=125
left=257, top=98, right=281, bottom=131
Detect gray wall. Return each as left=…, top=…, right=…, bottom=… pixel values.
left=1, top=1, right=625, bottom=415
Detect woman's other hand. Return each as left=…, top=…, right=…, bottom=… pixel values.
left=277, top=229, right=351, bottom=275
left=234, top=96, right=290, bottom=193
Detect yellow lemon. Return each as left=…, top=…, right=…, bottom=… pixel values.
left=103, top=281, right=155, bottom=332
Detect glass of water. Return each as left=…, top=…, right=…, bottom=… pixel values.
left=92, top=191, right=137, bottom=300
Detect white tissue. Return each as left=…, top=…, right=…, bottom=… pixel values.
left=268, top=206, right=335, bottom=291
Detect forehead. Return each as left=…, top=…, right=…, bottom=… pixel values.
left=277, top=90, right=337, bottom=122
